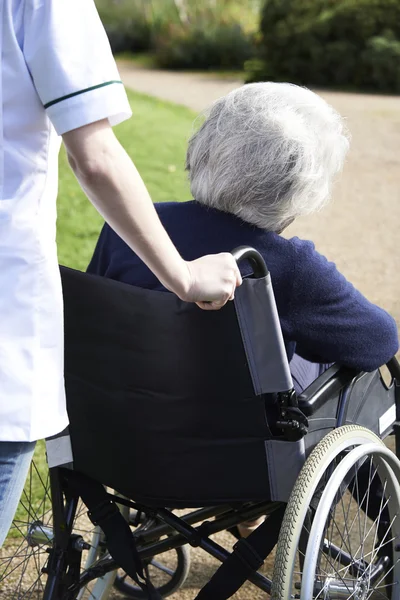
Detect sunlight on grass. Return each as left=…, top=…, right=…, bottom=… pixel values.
left=57, top=88, right=195, bottom=270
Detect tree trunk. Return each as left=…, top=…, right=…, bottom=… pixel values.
left=173, top=0, right=189, bottom=24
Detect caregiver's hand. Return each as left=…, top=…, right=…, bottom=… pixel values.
left=182, top=253, right=242, bottom=310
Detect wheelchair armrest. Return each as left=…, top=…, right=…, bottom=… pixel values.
left=297, top=364, right=360, bottom=417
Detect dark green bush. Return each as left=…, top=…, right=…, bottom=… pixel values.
left=96, top=1, right=152, bottom=53
left=246, top=0, right=400, bottom=93
left=95, top=1, right=257, bottom=69
left=362, top=34, right=400, bottom=91
left=104, top=20, right=152, bottom=53
left=153, top=21, right=254, bottom=70
left=105, top=21, right=151, bottom=54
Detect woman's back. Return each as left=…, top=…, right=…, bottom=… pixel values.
left=88, top=200, right=398, bottom=372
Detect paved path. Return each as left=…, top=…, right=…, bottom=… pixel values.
left=119, top=62, right=400, bottom=327
left=118, top=62, right=243, bottom=112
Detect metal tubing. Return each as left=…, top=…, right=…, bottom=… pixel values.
left=231, top=246, right=269, bottom=278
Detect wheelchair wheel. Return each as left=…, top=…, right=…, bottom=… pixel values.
left=0, top=443, right=111, bottom=600
left=113, top=540, right=191, bottom=599
left=272, top=425, right=400, bottom=600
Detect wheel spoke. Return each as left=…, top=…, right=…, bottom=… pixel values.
left=149, top=559, right=174, bottom=577
left=347, top=464, right=379, bottom=568
left=366, top=558, right=400, bottom=599
left=367, top=512, right=398, bottom=573
left=23, top=563, right=48, bottom=600
left=0, top=551, right=35, bottom=584
left=315, top=458, right=399, bottom=600
left=0, top=453, right=102, bottom=599
left=31, top=462, right=51, bottom=505
left=314, top=548, right=354, bottom=598
left=0, top=543, right=30, bottom=569
left=366, top=477, right=389, bottom=590
left=329, top=471, right=357, bottom=576
left=14, top=542, right=31, bottom=600
left=32, top=545, right=45, bottom=582
left=272, top=428, right=400, bottom=600
left=338, top=491, right=392, bottom=575
left=360, top=458, right=374, bottom=568
left=329, top=513, right=356, bottom=569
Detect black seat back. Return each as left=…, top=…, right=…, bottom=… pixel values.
left=61, top=261, right=297, bottom=506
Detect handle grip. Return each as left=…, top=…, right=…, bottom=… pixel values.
left=231, top=246, right=269, bottom=278
left=387, top=357, right=400, bottom=381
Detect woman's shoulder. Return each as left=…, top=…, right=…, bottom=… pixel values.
left=285, top=235, right=348, bottom=296
left=285, top=235, right=318, bottom=255
left=285, top=236, right=337, bottom=274
left=250, top=234, right=317, bottom=275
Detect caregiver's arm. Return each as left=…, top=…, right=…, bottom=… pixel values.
left=63, top=119, right=241, bottom=309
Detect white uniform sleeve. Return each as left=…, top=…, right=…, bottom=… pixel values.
left=23, top=0, right=132, bottom=135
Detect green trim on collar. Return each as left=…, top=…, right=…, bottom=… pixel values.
left=44, top=80, right=123, bottom=109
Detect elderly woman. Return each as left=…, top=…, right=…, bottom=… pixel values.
left=88, top=82, right=398, bottom=537
left=88, top=82, right=398, bottom=393
left=88, top=83, right=398, bottom=384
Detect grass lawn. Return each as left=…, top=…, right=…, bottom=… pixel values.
left=57, top=88, right=196, bottom=270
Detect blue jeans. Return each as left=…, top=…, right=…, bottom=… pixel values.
left=0, top=441, right=36, bottom=547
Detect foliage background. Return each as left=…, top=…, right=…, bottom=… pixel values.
left=246, top=0, right=400, bottom=93
left=95, top=0, right=260, bottom=70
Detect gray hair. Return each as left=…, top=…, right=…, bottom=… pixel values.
left=186, top=82, right=350, bottom=232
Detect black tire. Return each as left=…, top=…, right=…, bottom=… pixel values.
left=113, top=544, right=191, bottom=599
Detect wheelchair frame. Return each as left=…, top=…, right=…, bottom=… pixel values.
left=40, top=356, right=400, bottom=600
left=5, top=247, right=396, bottom=600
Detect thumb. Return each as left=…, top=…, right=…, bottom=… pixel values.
left=196, top=300, right=225, bottom=311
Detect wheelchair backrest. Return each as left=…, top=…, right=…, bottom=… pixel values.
left=61, top=262, right=293, bottom=398
left=60, top=260, right=297, bottom=505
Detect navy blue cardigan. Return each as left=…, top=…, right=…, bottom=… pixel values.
left=88, top=201, right=399, bottom=371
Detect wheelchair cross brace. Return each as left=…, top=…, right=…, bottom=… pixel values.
left=62, top=489, right=279, bottom=598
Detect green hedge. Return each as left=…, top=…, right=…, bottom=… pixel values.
left=95, top=0, right=152, bottom=53
left=153, top=21, right=254, bottom=70
left=96, top=0, right=258, bottom=71
left=246, top=0, right=400, bottom=93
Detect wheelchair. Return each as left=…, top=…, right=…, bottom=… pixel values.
left=0, top=246, right=399, bottom=600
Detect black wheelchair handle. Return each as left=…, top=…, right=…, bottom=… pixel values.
left=231, top=246, right=269, bottom=278
left=387, top=356, right=400, bottom=381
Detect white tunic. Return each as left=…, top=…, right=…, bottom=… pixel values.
left=0, top=0, right=132, bottom=441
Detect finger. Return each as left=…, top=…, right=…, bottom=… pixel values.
left=196, top=302, right=216, bottom=311
left=227, top=255, right=242, bottom=287
left=235, top=268, right=243, bottom=287
left=196, top=298, right=226, bottom=311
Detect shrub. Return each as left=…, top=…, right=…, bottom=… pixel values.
left=95, top=0, right=259, bottom=71
left=362, top=34, right=400, bottom=92
left=95, top=0, right=152, bottom=53
left=246, top=0, right=400, bottom=93
left=153, top=21, right=254, bottom=70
